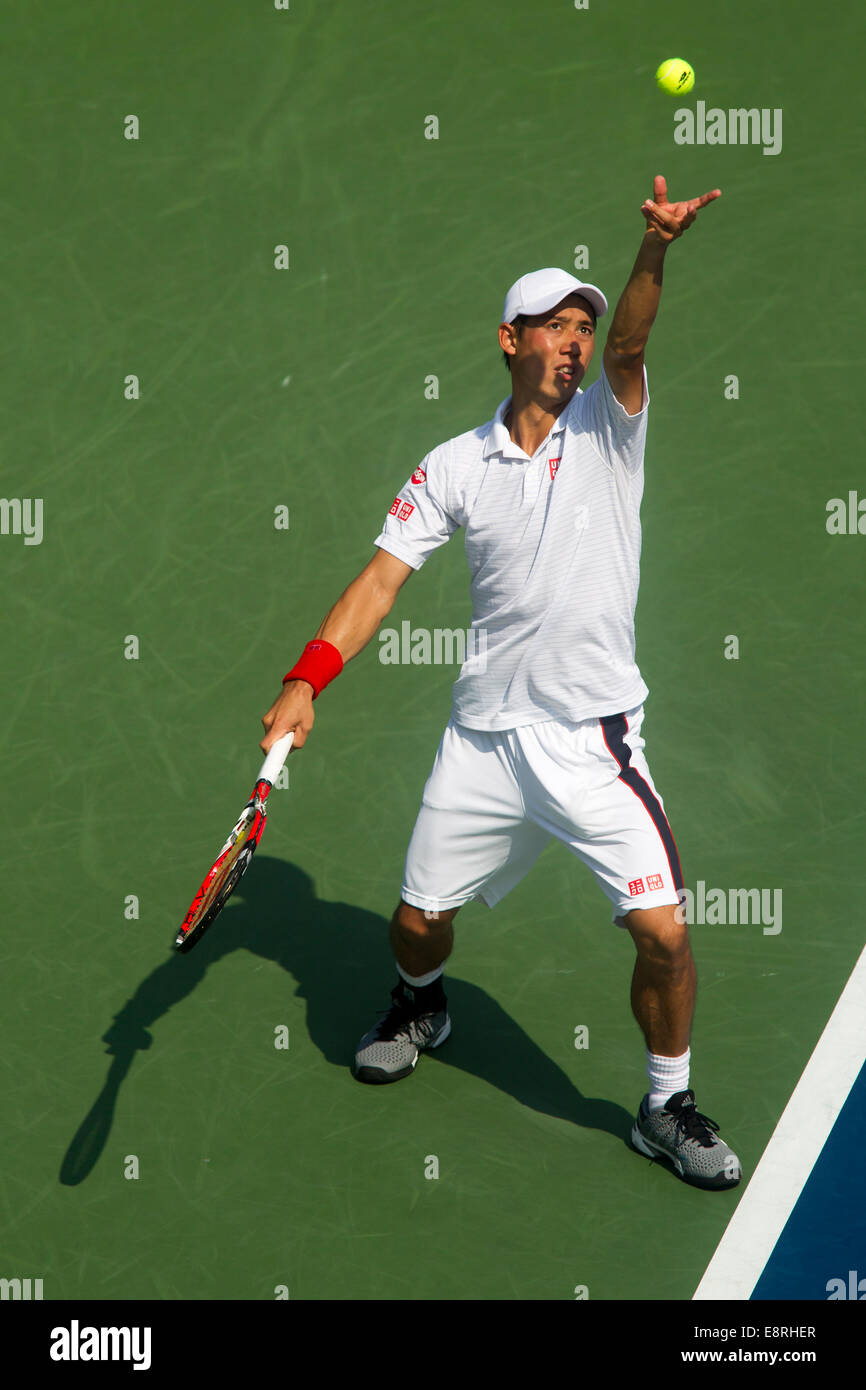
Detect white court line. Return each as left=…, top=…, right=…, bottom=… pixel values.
left=693, top=942, right=866, bottom=1300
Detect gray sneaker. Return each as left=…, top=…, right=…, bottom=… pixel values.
left=631, top=1089, right=742, bottom=1190
left=352, top=985, right=451, bottom=1084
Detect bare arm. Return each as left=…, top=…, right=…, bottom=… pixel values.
left=604, top=175, right=721, bottom=415
left=260, top=548, right=414, bottom=753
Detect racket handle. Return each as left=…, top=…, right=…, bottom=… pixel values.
left=257, top=731, right=294, bottom=786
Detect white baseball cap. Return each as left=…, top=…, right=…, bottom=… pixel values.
left=502, top=268, right=608, bottom=324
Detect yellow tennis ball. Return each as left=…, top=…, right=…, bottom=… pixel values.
left=655, top=58, right=695, bottom=96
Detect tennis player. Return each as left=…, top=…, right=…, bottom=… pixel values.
left=262, top=176, right=740, bottom=1190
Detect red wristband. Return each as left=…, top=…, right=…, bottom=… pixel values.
left=282, top=640, right=344, bottom=698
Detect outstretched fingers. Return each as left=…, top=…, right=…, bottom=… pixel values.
left=648, top=179, right=721, bottom=216
left=641, top=184, right=721, bottom=237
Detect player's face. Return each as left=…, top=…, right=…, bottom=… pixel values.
left=506, top=295, right=597, bottom=401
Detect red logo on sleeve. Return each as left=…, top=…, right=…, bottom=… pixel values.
left=646, top=873, right=664, bottom=891
left=628, top=878, right=646, bottom=897
left=398, top=501, right=414, bottom=521
left=411, top=467, right=427, bottom=485
left=388, top=496, right=401, bottom=516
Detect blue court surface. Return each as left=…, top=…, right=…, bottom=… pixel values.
left=752, top=1061, right=866, bottom=1301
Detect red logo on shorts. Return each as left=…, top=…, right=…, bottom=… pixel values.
left=628, top=878, right=646, bottom=897
left=398, top=501, right=414, bottom=521
left=548, top=456, right=561, bottom=479
left=411, top=467, right=426, bottom=485
left=646, top=873, right=664, bottom=891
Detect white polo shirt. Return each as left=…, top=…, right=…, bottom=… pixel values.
left=373, top=363, right=651, bottom=731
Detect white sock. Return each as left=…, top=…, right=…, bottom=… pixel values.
left=396, top=963, right=444, bottom=988
left=646, top=1047, right=690, bottom=1112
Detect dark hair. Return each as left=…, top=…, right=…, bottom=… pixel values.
left=502, top=315, right=527, bottom=371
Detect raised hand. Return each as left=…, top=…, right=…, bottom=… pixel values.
left=640, top=174, right=720, bottom=244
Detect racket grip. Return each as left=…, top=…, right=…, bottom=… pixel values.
left=257, top=731, right=294, bottom=786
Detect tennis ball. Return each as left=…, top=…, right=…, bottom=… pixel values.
left=655, top=58, right=695, bottom=96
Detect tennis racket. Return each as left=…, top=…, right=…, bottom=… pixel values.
left=174, top=731, right=294, bottom=953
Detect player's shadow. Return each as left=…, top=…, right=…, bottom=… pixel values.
left=59, top=857, right=632, bottom=1185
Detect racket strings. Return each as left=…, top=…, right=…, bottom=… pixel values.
left=175, top=772, right=278, bottom=952
left=181, top=808, right=264, bottom=934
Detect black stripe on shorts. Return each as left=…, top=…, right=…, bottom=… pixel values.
left=599, top=713, right=684, bottom=895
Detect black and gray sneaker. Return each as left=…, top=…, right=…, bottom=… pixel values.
left=352, top=984, right=451, bottom=1084
left=631, top=1089, right=742, bottom=1190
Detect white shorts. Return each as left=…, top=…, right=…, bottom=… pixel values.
left=402, top=705, right=684, bottom=927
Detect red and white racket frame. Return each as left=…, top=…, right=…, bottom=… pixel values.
left=174, top=732, right=294, bottom=952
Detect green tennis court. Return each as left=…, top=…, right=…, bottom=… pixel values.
left=1, top=0, right=863, bottom=1303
